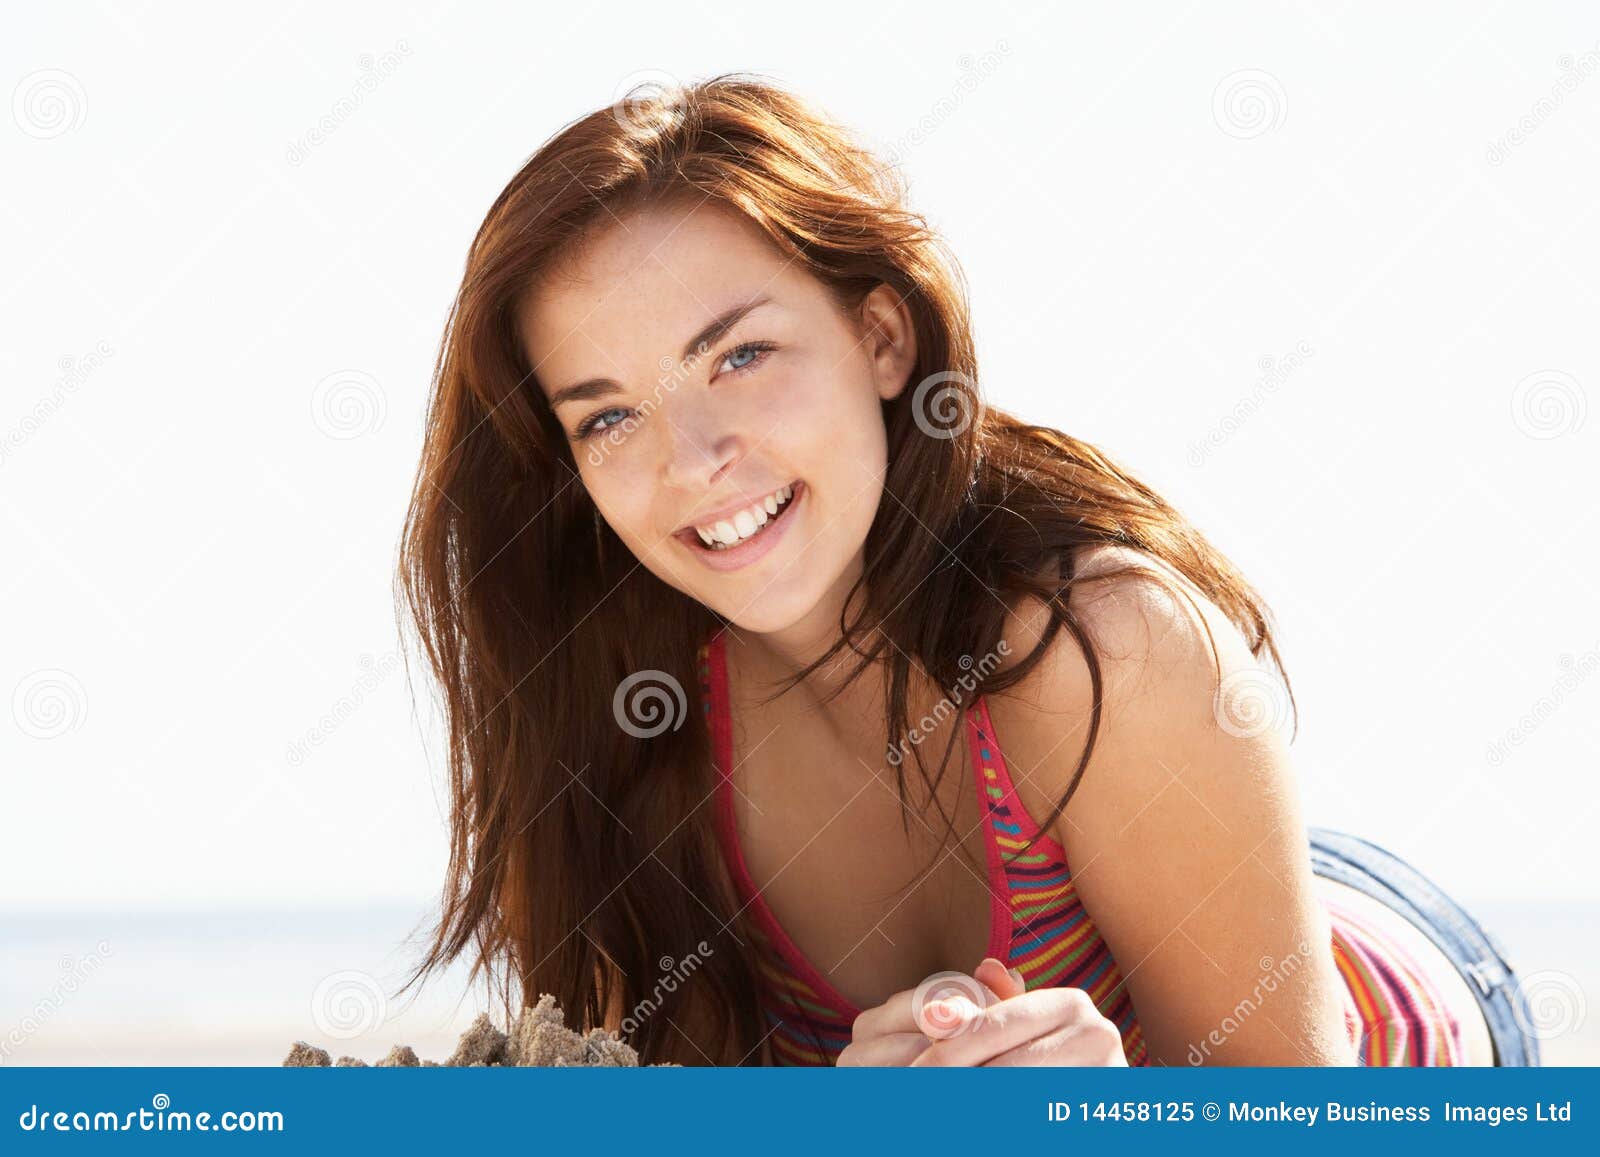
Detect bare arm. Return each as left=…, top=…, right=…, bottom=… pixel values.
left=991, top=549, right=1357, bottom=1066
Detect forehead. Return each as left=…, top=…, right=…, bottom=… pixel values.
left=519, top=199, right=795, bottom=391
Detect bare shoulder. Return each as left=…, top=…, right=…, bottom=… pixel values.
left=985, top=542, right=1276, bottom=836
left=982, top=545, right=1344, bottom=1064
left=1003, top=542, right=1254, bottom=676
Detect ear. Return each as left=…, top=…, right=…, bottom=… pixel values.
left=857, top=284, right=919, bottom=402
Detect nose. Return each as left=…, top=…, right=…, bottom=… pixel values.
left=660, top=401, right=742, bottom=494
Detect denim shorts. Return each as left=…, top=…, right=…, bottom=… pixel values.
left=1307, top=826, right=1541, bottom=1066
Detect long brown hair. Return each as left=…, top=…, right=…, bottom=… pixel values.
left=394, top=73, right=1292, bottom=1065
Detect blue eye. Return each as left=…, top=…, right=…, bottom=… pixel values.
left=572, top=341, right=775, bottom=442
left=718, top=341, right=776, bottom=376
left=575, top=406, right=633, bottom=440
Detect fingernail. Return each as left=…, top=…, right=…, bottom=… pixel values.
left=932, top=996, right=976, bottom=1018
left=1008, top=966, right=1026, bottom=987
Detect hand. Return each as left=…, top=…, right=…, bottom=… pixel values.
left=837, top=958, right=1012, bottom=1066
left=838, top=957, right=1128, bottom=1067
left=916, top=957, right=1129, bottom=1066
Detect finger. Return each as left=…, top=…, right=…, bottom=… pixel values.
left=910, top=987, right=1098, bottom=1067
left=849, top=987, right=927, bottom=1039
left=980, top=1018, right=1128, bottom=1067
left=913, top=974, right=1008, bottom=1039
left=854, top=972, right=996, bottom=1040
left=973, top=956, right=1027, bottom=1001
left=836, top=1031, right=935, bottom=1067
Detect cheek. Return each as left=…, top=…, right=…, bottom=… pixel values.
left=581, top=460, right=655, bottom=543
left=753, top=354, right=886, bottom=472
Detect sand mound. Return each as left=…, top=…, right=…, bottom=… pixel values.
left=283, top=992, right=675, bottom=1067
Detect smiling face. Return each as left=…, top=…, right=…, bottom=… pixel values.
left=517, top=197, right=917, bottom=639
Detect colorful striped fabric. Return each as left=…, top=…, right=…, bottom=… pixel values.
left=1326, top=895, right=1464, bottom=1065
left=698, top=630, right=1463, bottom=1067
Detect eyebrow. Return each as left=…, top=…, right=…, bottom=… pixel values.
left=545, top=295, right=774, bottom=411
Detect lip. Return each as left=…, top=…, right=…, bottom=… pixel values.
left=676, top=481, right=799, bottom=536
left=673, top=480, right=805, bottom=573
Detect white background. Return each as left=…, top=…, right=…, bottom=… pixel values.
left=3, top=1, right=1596, bottom=1062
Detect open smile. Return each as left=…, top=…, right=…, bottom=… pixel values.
left=673, top=480, right=806, bottom=572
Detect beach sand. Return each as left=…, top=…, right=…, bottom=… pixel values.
left=282, top=993, right=669, bottom=1067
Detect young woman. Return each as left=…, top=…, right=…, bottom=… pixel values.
left=396, top=75, right=1541, bottom=1067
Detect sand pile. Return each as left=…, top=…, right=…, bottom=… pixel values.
left=283, top=992, right=674, bottom=1067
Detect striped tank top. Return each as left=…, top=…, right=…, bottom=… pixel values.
left=698, top=630, right=1465, bottom=1067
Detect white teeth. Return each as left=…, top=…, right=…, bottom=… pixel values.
left=692, top=483, right=799, bottom=549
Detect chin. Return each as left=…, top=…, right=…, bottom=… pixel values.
left=714, top=587, right=822, bottom=636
